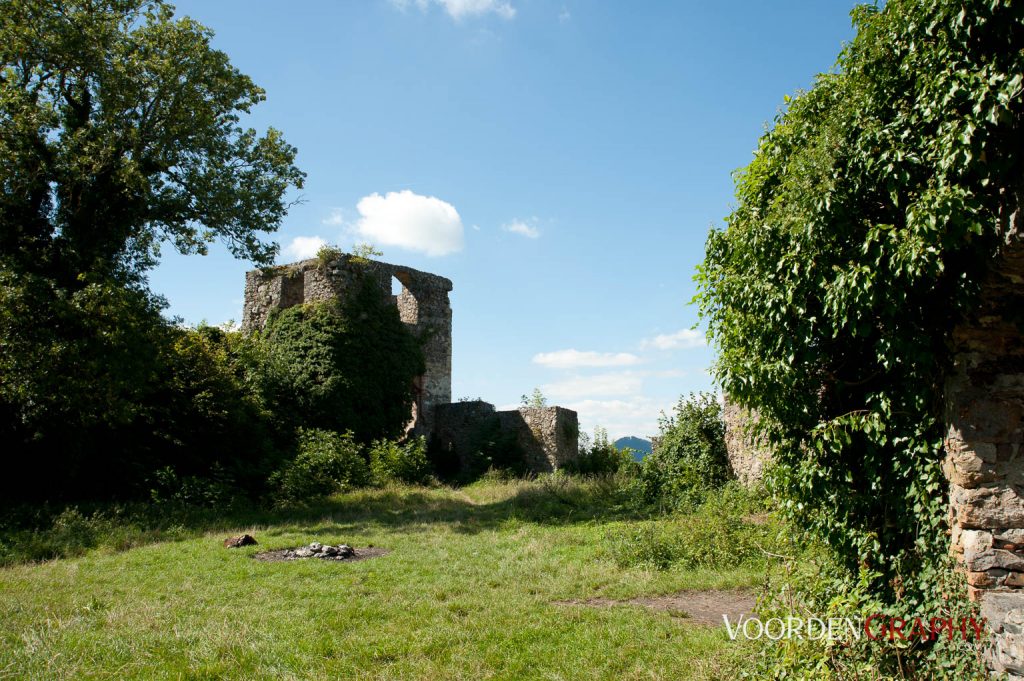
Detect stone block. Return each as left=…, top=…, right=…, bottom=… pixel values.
left=952, top=485, right=1024, bottom=529
left=969, top=570, right=998, bottom=587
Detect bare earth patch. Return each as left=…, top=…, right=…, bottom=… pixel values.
left=554, top=589, right=756, bottom=626
left=252, top=546, right=389, bottom=563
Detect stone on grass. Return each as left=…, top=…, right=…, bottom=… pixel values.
left=223, top=534, right=258, bottom=548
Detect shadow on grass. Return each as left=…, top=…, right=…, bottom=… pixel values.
left=0, top=475, right=650, bottom=566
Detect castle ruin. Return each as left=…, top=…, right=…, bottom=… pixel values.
left=242, top=254, right=579, bottom=471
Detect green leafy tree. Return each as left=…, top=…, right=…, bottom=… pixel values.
left=0, top=0, right=302, bottom=503
left=567, top=426, right=636, bottom=475
left=696, top=0, right=1021, bottom=674
left=0, top=271, right=167, bottom=500
left=0, top=0, right=304, bottom=282
left=520, top=387, right=548, bottom=408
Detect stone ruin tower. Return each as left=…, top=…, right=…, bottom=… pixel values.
left=241, top=253, right=580, bottom=473
left=240, top=254, right=453, bottom=436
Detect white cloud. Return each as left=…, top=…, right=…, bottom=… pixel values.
left=322, top=208, right=345, bottom=226
left=567, top=397, right=672, bottom=441
left=543, top=372, right=642, bottom=400
left=652, top=369, right=688, bottom=379
left=354, top=190, right=464, bottom=257
left=641, top=328, right=706, bottom=350
left=502, top=218, right=540, bottom=239
left=443, top=0, right=515, bottom=19
left=532, top=349, right=642, bottom=369
left=282, top=235, right=327, bottom=261
left=392, top=0, right=515, bottom=21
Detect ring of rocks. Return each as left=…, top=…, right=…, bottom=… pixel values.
left=252, top=542, right=389, bottom=563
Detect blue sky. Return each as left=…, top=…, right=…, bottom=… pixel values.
left=150, top=0, right=856, bottom=439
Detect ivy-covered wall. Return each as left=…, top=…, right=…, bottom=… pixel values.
left=242, top=254, right=452, bottom=435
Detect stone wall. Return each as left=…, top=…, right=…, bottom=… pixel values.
left=497, top=406, right=579, bottom=473
left=242, top=255, right=452, bottom=435
left=432, top=401, right=579, bottom=474
left=431, top=400, right=498, bottom=475
left=944, top=214, right=1024, bottom=678
left=723, top=397, right=770, bottom=486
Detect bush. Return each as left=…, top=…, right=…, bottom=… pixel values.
left=270, top=429, right=370, bottom=504
left=750, top=554, right=984, bottom=679
left=0, top=273, right=166, bottom=502
left=148, top=464, right=238, bottom=509
left=369, top=436, right=432, bottom=485
left=138, top=324, right=283, bottom=497
left=567, top=427, right=637, bottom=476
left=636, top=392, right=730, bottom=509
left=0, top=275, right=282, bottom=504
left=606, top=484, right=783, bottom=570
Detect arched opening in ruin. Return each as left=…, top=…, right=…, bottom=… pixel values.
left=392, top=271, right=419, bottom=325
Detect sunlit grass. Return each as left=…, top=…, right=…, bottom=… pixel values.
left=0, top=478, right=769, bottom=679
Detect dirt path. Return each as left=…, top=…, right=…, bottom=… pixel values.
left=554, top=589, right=756, bottom=626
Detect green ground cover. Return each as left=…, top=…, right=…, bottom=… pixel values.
left=0, top=477, right=777, bottom=680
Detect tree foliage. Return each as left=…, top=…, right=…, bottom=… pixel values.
left=0, top=286, right=282, bottom=502
left=697, top=0, right=1022, bottom=673
left=0, top=0, right=302, bottom=504
left=0, top=0, right=304, bottom=282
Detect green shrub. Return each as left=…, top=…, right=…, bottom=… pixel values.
left=369, top=436, right=432, bottom=485
left=636, top=392, right=729, bottom=509
left=270, top=429, right=370, bottom=504
left=750, top=554, right=984, bottom=679
left=148, top=464, right=238, bottom=509
left=567, top=427, right=637, bottom=476
left=0, top=274, right=282, bottom=503
left=606, top=484, right=783, bottom=571
left=139, top=324, right=283, bottom=496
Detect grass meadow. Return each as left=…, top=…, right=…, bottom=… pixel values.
left=0, top=477, right=778, bottom=680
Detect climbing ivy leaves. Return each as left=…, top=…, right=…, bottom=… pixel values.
left=697, top=0, right=1023, bottom=583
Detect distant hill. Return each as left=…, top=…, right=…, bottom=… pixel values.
left=614, top=436, right=652, bottom=461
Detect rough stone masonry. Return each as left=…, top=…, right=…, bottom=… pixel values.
left=722, top=397, right=770, bottom=486
left=241, top=254, right=579, bottom=471
left=945, top=198, right=1024, bottom=679
left=242, top=254, right=453, bottom=436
